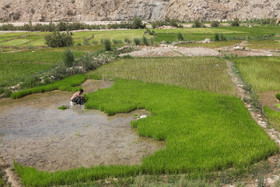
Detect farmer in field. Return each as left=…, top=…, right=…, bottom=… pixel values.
left=70, top=89, right=84, bottom=105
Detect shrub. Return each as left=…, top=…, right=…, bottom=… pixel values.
left=134, top=38, right=141, bottom=45
left=231, top=18, right=240, bottom=27
left=112, top=39, right=123, bottom=44
left=211, top=21, right=220, bottom=27
left=83, top=38, right=89, bottom=45
left=0, top=88, right=12, bottom=97
left=63, top=48, right=75, bottom=67
left=214, top=33, right=227, bottom=41
left=192, top=19, right=203, bottom=28
left=276, top=93, right=280, bottom=100
left=177, top=32, right=184, bottom=41
left=20, top=76, right=41, bottom=89
left=145, top=28, right=156, bottom=35
left=124, top=38, right=131, bottom=44
left=103, top=39, right=112, bottom=51
left=142, top=36, right=149, bottom=46
left=132, top=17, right=146, bottom=29
left=45, top=31, right=74, bottom=48
left=67, top=10, right=75, bottom=16
left=92, top=40, right=98, bottom=45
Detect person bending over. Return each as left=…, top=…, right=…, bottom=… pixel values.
left=71, top=89, right=84, bottom=105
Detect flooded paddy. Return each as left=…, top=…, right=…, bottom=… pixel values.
left=0, top=80, right=164, bottom=172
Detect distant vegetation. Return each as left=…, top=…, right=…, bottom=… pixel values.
left=45, top=31, right=74, bottom=48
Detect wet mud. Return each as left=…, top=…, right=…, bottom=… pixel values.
left=0, top=80, right=164, bottom=172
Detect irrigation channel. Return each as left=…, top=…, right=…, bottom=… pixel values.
left=0, top=80, right=164, bottom=174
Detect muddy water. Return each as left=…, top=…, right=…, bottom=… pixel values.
left=0, top=80, right=164, bottom=172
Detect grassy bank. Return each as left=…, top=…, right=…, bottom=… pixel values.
left=87, top=57, right=236, bottom=95
left=15, top=79, right=278, bottom=186
left=10, top=74, right=85, bottom=99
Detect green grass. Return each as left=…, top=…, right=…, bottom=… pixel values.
left=0, top=46, right=104, bottom=86
left=153, top=26, right=280, bottom=42
left=15, top=79, right=278, bottom=186
left=247, top=40, right=280, bottom=49
left=10, top=74, right=86, bottom=99
left=231, top=57, right=280, bottom=92
left=0, top=62, right=53, bottom=86
left=264, top=107, right=280, bottom=131
left=87, top=57, right=236, bottom=95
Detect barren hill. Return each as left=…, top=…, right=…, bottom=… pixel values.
left=0, top=0, right=280, bottom=22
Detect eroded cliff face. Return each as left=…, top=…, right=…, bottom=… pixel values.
left=0, top=0, right=279, bottom=22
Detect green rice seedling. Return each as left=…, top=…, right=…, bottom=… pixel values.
left=264, top=107, right=280, bottom=131
left=58, top=105, right=69, bottom=110
left=232, top=57, right=280, bottom=92
left=10, top=74, right=85, bottom=99
left=87, top=57, right=236, bottom=95
left=15, top=79, right=279, bottom=186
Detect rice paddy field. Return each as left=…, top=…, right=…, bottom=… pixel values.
left=1, top=25, right=280, bottom=186
left=231, top=57, right=280, bottom=131
left=87, top=57, right=236, bottom=95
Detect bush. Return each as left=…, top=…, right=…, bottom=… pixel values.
left=63, top=48, right=75, bottom=67
left=83, top=38, right=89, bottom=45
left=104, top=39, right=112, bottom=51
left=124, top=38, right=131, bottom=44
left=192, top=19, right=203, bottom=28
left=276, top=93, right=280, bottom=100
left=214, top=33, right=227, bottom=41
left=231, top=18, right=240, bottom=27
left=177, top=32, right=184, bottom=41
left=0, top=88, right=12, bottom=97
left=132, top=17, right=146, bottom=29
left=45, top=31, right=74, bottom=48
left=211, top=21, right=220, bottom=27
left=134, top=38, right=141, bottom=45
left=112, top=39, right=123, bottom=44
left=142, top=36, right=149, bottom=46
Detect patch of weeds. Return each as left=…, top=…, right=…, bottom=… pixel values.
left=134, top=38, right=141, bottom=45
left=177, top=32, right=184, bottom=41
left=58, top=105, right=69, bottom=110
left=133, top=114, right=139, bottom=118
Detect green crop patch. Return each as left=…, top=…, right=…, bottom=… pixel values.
left=15, top=79, right=278, bottom=186
left=232, top=57, right=280, bottom=92
left=87, top=57, right=236, bottom=95
left=10, top=74, right=85, bottom=99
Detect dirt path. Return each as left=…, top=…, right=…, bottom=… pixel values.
left=122, top=46, right=221, bottom=57
left=226, top=60, right=280, bottom=186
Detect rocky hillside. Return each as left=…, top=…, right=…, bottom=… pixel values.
left=0, top=0, right=279, bottom=22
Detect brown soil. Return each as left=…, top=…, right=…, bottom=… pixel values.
left=0, top=80, right=164, bottom=172
left=259, top=91, right=280, bottom=111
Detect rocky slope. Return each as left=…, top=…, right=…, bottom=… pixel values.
left=0, top=0, right=279, bottom=22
